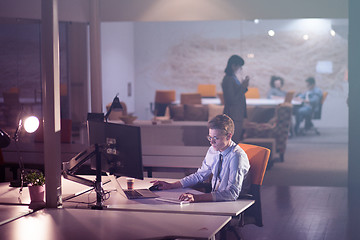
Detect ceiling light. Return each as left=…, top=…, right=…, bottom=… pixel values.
left=268, top=30, right=275, bottom=37
left=247, top=53, right=255, bottom=58
left=330, top=29, right=336, bottom=37
left=303, top=34, right=309, bottom=40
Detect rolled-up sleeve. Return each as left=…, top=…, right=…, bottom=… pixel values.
left=180, top=151, right=213, bottom=188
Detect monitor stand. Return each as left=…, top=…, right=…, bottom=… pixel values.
left=62, top=144, right=106, bottom=209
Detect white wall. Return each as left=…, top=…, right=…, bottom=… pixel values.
left=132, top=19, right=348, bottom=128
left=101, top=22, right=135, bottom=113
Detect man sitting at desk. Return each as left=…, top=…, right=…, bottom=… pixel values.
left=151, top=114, right=250, bottom=202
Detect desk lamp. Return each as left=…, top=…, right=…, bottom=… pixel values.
left=10, top=115, right=40, bottom=188
left=104, top=94, right=123, bottom=122
left=0, top=129, right=11, bottom=148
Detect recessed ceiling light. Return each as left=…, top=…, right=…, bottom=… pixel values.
left=303, top=34, right=309, bottom=40
left=254, top=19, right=259, bottom=24
left=268, top=30, right=275, bottom=37
left=330, top=29, right=336, bottom=37
left=247, top=53, right=255, bottom=58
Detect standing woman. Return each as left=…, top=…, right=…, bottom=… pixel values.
left=221, top=55, right=249, bottom=143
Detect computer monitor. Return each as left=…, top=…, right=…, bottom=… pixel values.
left=88, top=120, right=144, bottom=180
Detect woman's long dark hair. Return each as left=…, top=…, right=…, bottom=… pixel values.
left=224, top=55, right=245, bottom=75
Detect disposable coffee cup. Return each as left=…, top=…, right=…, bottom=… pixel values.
left=127, top=178, right=134, bottom=190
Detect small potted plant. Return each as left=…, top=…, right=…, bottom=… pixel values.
left=25, top=170, right=45, bottom=203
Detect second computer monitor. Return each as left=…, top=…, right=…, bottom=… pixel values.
left=88, top=121, right=144, bottom=180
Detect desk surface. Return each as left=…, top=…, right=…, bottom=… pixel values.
left=0, top=208, right=231, bottom=240
left=0, top=205, right=33, bottom=226
left=63, top=177, right=254, bottom=217
left=201, top=97, right=301, bottom=106
left=0, top=176, right=95, bottom=205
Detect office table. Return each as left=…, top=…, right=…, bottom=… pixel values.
left=0, top=176, right=96, bottom=205
left=0, top=208, right=231, bottom=240
left=0, top=176, right=253, bottom=239
left=0, top=205, right=33, bottom=226
left=63, top=177, right=254, bottom=218
left=201, top=97, right=301, bottom=106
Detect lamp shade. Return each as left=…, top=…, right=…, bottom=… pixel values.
left=0, top=129, right=10, bottom=148
left=23, top=116, right=40, bottom=133
left=105, top=94, right=123, bottom=122
left=110, top=95, right=123, bottom=111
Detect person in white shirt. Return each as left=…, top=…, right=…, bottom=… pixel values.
left=151, top=114, right=250, bottom=202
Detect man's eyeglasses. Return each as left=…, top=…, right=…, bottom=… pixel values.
left=207, top=135, right=224, bottom=142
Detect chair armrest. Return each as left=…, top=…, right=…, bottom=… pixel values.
left=238, top=193, right=254, bottom=200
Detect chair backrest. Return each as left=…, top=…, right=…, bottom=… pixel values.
left=180, top=93, right=202, bottom=105
left=3, top=92, right=20, bottom=105
left=245, top=87, right=260, bottom=99
left=238, top=143, right=270, bottom=186
left=154, top=90, right=176, bottom=104
left=197, top=84, right=217, bottom=98
left=8, top=87, right=19, bottom=94
left=238, top=143, right=270, bottom=227
left=284, top=91, right=295, bottom=103
left=313, top=91, right=328, bottom=119
left=321, top=91, right=328, bottom=105
left=217, top=92, right=224, bottom=105
left=152, top=90, right=176, bottom=116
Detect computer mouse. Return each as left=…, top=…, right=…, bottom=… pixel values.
left=149, top=185, right=161, bottom=191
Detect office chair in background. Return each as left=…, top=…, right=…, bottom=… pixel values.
left=197, top=84, right=217, bottom=98
left=245, top=87, right=260, bottom=99
left=150, top=90, right=176, bottom=117
left=299, top=91, right=328, bottom=135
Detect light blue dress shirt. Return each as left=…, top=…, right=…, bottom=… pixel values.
left=180, top=141, right=250, bottom=201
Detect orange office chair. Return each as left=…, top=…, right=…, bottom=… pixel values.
left=300, top=91, right=328, bottom=135
left=150, top=90, right=176, bottom=116
left=197, top=84, right=217, bottom=98
left=284, top=91, right=295, bottom=103
left=180, top=93, right=202, bottom=105
left=225, top=143, right=270, bottom=240
left=238, top=143, right=270, bottom=227
left=245, top=87, right=260, bottom=99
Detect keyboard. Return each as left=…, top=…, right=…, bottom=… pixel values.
left=155, top=197, right=190, bottom=205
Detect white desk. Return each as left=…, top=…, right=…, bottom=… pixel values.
left=142, top=145, right=208, bottom=176
left=201, top=97, right=301, bottom=106
left=63, top=177, right=254, bottom=218
left=0, top=205, right=33, bottom=226
left=0, top=208, right=231, bottom=240
left=0, top=176, right=252, bottom=239
left=0, top=176, right=95, bottom=205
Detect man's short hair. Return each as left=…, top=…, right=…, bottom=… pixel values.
left=208, top=114, right=234, bottom=135
left=306, top=77, right=316, bottom=85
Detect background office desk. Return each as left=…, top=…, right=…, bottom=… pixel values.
left=0, top=208, right=231, bottom=240
left=63, top=177, right=254, bottom=218
left=142, top=145, right=208, bottom=177
left=201, top=97, right=301, bottom=106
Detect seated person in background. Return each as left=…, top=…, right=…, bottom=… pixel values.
left=267, top=75, right=287, bottom=99
left=151, top=114, right=250, bottom=202
left=294, top=77, right=323, bottom=135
